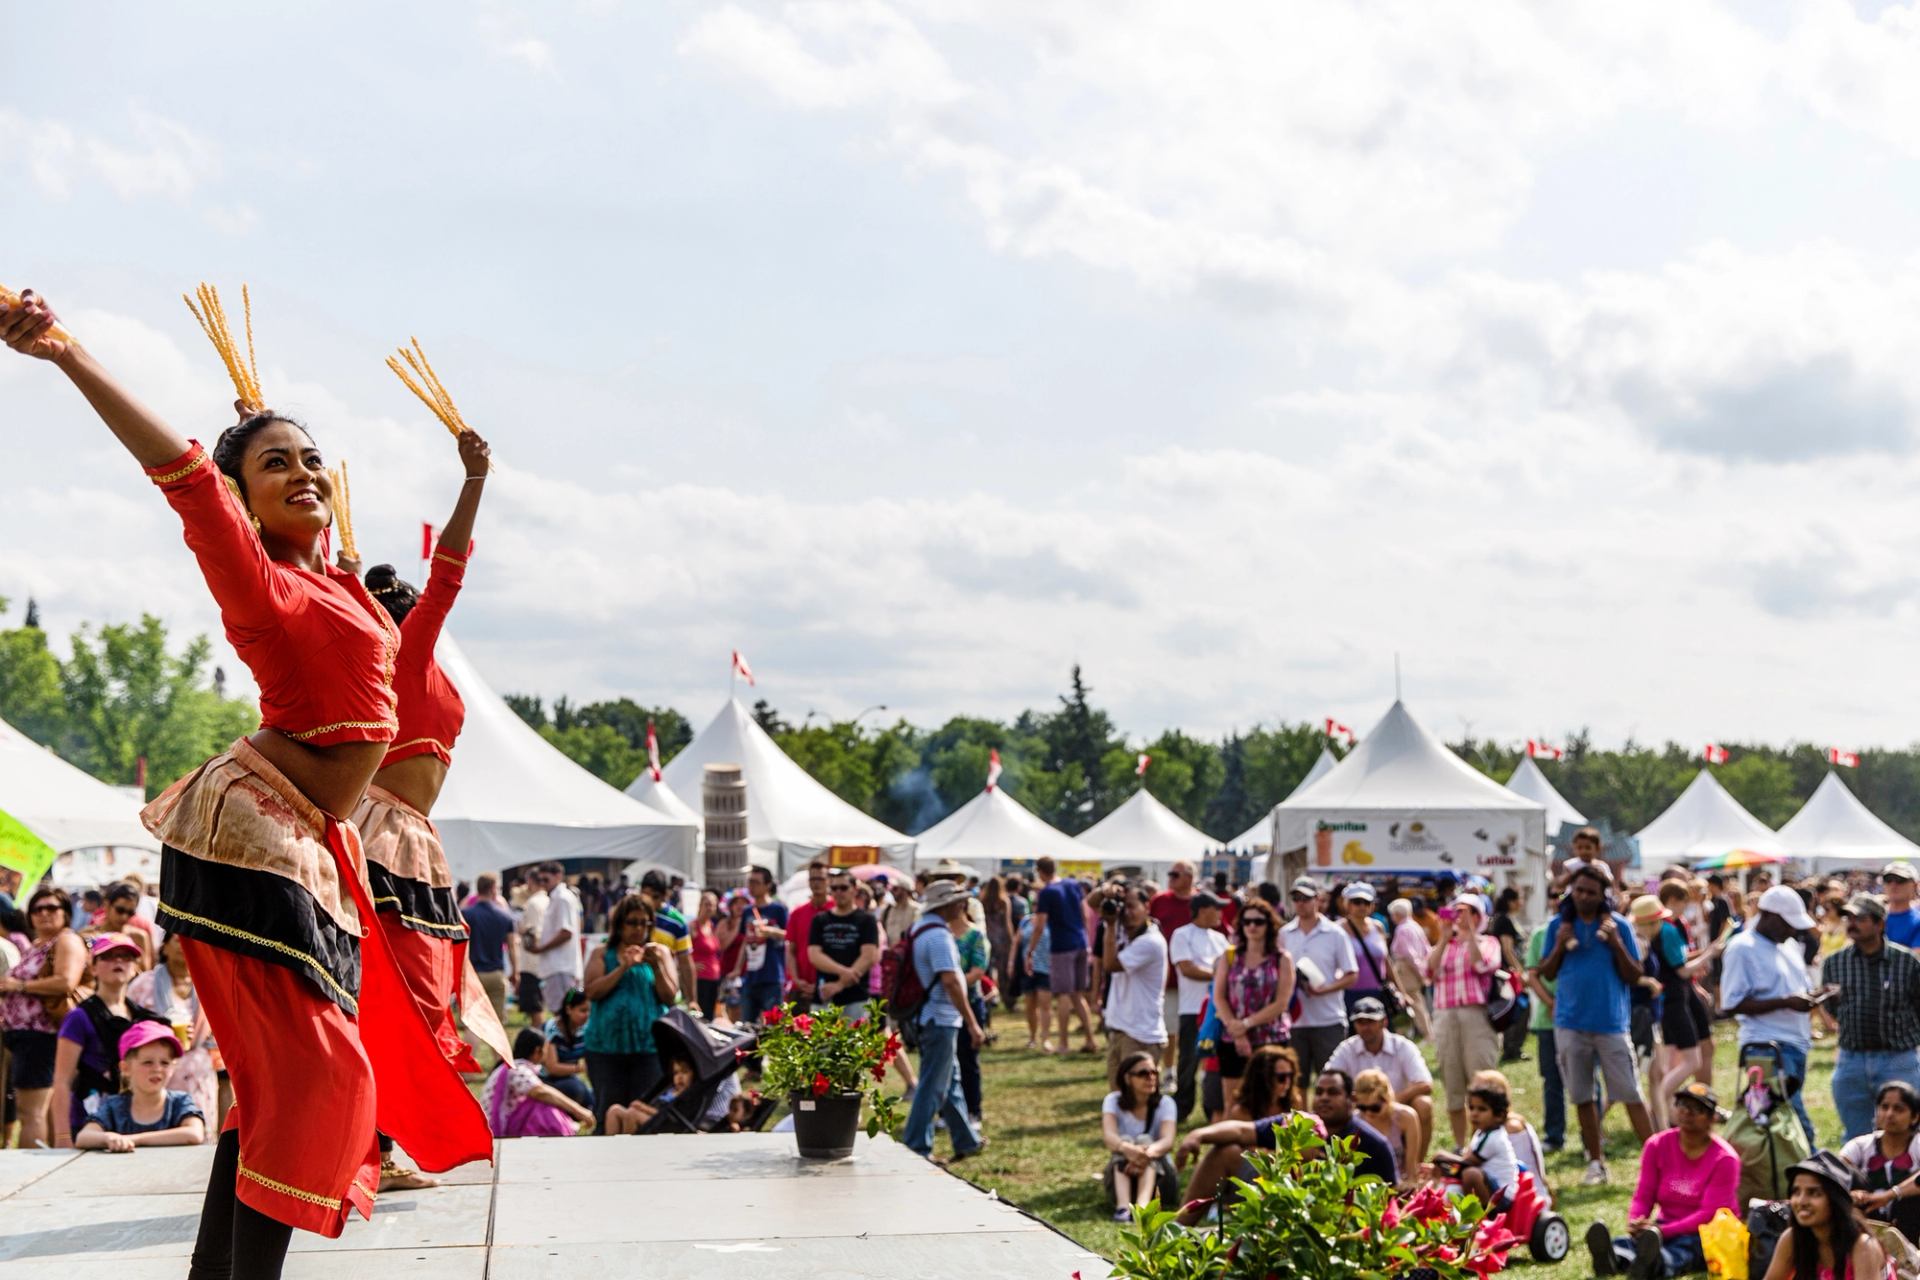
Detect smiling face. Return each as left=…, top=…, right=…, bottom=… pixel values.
left=1789, top=1173, right=1833, bottom=1229
left=236, top=420, right=332, bottom=543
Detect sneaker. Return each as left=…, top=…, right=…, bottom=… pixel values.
left=1113, top=1207, right=1133, bottom=1222
left=1628, top=1228, right=1664, bottom=1280
left=1586, top=1222, right=1618, bottom=1276
left=1581, top=1159, right=1609, bottom=1186
left=969, top=1114, right=985, bottom=1134
left=1544, top=1140, right=1565, bottom=1154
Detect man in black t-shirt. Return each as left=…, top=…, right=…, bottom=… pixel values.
left=808, top=870, right=881, bottom=1016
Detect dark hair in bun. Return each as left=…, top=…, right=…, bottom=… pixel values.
left=211, top=413, right=311, bottom=500
left=364, top=564, right=420, bottom=624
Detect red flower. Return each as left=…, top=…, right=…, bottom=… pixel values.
left=871, top=1064, right=888, bottom=1082
left=811, top=1072, right=831, bottom=1097
left=1403, top=1184, right=1452, bottom=1224
left=1432, top=1245, right=1460, bottom=1263
left=1181, top=1197, right=1216, bottom=1218
left=1381, top=1198, right=1403, bottom=1230
left=885, top=1032, right=903, bottom=1056
left=792, top=1013, right=815, bottom=1036
left=764, top=1007, right=785, bottom=1026
left=733, top=1047, right=748, bottom=1060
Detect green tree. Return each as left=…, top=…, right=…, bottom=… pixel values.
left=503, top=693, right=547, bottom=728
left=539, top=722, right=647, bottom=789
left=0, top=596, right=67, bottom=745
left=1132, top=729, right=1227, bottom=833
left=1038, top=665, right=1123, bottom=832
left=60, top=616, right=258, bottom=797
left=1718, top=751, right=1800, bottom=828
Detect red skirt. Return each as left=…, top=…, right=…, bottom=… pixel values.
left=382, top=923, right=481, bottom=1073
left=176, top=809, right=492, bottom=1237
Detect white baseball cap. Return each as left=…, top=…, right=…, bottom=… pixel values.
left=1757, top=885, right=1815, bottom=932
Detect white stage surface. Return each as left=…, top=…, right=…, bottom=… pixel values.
left=0, top=1133, right=1111, bottom=1279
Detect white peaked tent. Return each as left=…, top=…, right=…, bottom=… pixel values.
left=915, top=783, right=1119, bottom=876
left=0, top=715, right=157, bottom=855
left=1505, top=756, right=1587, bottom=835
left=1231, top=747, right=1337, bottom=853
left=621, top=770, right=705, bottom=883
left=1632, top=770, right=1784, bottom=874
left=1076, top=788, right=1216, bottom=866
left=1265, top=703, right=1549, bottom=908
left=1774, top=771, right=1920, bottom=865
left=641, top=698, right=915, bottom=877
left=431, top=634, right=699, bottom=881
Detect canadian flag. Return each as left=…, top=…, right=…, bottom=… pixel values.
left=986, top=748, right=1003, bottom=793
left=421, top=521, right=439, bottom=559
left=731, top=650, right=756, bottom=686
left=1136, top=752, right=1151, bottom=777
left=1828, top=747, right=1860, bottom=769
left=646, top=720, right=663, bottom=782
left=1527, top=739, right=1564, bottom=761
left=1324, top=718, right=1356, bottom=746
left=1703, top=743, right=1729, bottom=764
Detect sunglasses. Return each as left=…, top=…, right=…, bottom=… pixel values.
left=1358, top=1102, right=1385, bottom=1114
left=1243, top=916, right=1271, bottom=927
left=831, top=882, right=855, bottom=892
left=29, top=903, right=63, bottom=915
left=1128, top=1068, right=1161, bottom=1079
left=1273, top=1074, right=1296, bottom=1085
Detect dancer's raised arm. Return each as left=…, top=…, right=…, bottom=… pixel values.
left=435, top=428, right=492, bottom=555
left=0, top=290, right=190, bottom=467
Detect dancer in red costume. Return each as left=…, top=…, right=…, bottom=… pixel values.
left=344, top=419, right=511, bottom=1190
left=0, top=287, right=491, bottom=1280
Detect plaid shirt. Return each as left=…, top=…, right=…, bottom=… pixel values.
left=1821, top=940, right=1920, bottom=1052
left=1432, top=935, right=1499, bottom=1010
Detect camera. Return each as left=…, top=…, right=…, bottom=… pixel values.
left=1100, top=894, right=1122, bottom=918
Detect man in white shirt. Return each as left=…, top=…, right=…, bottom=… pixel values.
left=1169, top=893, right=1230, bottom=1122
left=1326, top=995, right=1436, bottom=1159
left=1102, top=885, right=1170, bottom=1090
left=515, top=869, right=550, bottom=1020
left=1281, top=876, right=1358, bottom=1082
left=528, top=863, right=584, bottom=1012
left=1720, top=885, right=1820, bottom=1147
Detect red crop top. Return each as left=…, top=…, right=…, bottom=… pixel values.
left=380, top=542, right=469, bottom=768
left=147, top=442, right=399, bottom=747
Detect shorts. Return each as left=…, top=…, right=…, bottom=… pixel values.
left=1103, top=1151, right=1178, bottom=1206
left=1630, top=1004, right=1655, bottom=1061
left=1556, top=1027, right=1643, bottom=1106
left=3, top=1029, right=56, bottom=1090
left=1049, top=949, right=1090, bottom=996
left=1434, top=1004, right=1500, bottom=1102
left=1213, top=1034, right=1286, bottom=1081
left=1660, top=986, right=1712, bottom=1051
left=1202, top=1069, right=1224, bottom=1117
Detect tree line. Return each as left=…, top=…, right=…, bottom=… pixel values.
left=6, top=600, right=1920, bottom=843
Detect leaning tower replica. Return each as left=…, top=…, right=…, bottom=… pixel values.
left=702, top=763, right=750, bottom=889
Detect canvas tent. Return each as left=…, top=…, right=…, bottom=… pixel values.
left=1229, top=747, right=1337, bottom=855
left=640, top=698, right=915, bottom=878
left=1076, top=788, right=1216, bottom=866
left=431, top=634, right=699, bottom=881
left=622, top=770, right=706, bottom=884
left=1263, top=702, right=1549, bottom=912
left=1632, top=770, right=1784, bottom=875
left=1505, top=757, right=1587, bottom=838
left=0, top=715, right=157, bottom=857
left=914, top=783, right=1121, bottom=878
left=1774, top=771, right=1920, bottom=867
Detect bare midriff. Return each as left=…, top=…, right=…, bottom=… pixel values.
left=248, top=730, right=389, bottom=820
left=368, top=753, right=449, bottom=817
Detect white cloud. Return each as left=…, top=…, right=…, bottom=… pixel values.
left=478, top=14, right=559, bottom=75
left=0, top=105, right=218, bottom=203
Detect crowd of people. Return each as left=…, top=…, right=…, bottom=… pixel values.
left=7, top=831, right=1920, bottom=1280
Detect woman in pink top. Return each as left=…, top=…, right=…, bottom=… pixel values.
left=690, top=891, right=723, bottom=1020
left=1388, top=898, right=1432, bottom=1039
left=1585, top=1082, right=1740, bottom=1279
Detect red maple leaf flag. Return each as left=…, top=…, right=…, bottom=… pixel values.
left=1526, top=739, right=1564, bottom=761
left=646, top=720, right=663, bottom=782
left=1136, top=752, right=1151, bottom=777
left=986, top=748, right=1003, bottom=793
left=1703, top=743, right=1729, bottom=764
left=1324, top=717, right=1355, bottom=746
left=421, top=521, right=439, bottom=559
left=1828, top=747, right=1860, bottom=769
left=731, top=649, right=756, bottom=686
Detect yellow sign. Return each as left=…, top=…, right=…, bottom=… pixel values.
left=827, top=845, right=881, bottom=868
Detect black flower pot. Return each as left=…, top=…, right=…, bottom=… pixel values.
left=788, top=1090, right=863, bottom=1159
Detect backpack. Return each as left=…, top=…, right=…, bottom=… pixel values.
left=884, top=920, right=948, bottom=1045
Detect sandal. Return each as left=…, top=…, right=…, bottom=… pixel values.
left=378, top=1158, right=440, bottom=1192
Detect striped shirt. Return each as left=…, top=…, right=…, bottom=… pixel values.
left=1432, top=935, right=1499, bottom=1010
left=1821, top=941, right=1920, bottom=1053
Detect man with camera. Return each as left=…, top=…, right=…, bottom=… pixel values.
left=1100, top=883, right=1170, bottom=1089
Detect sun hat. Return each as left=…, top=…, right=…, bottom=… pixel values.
left=1672, top=1081, right=1727, bottom=1120
left=1448, top=893, right=1486, bottom=916
left=1628, top=895, right=1669, bottom=925
left=1757, top=884, right=1816, bottom=932
left=1785, top=1150, right=1858, bottom=1196
left=927, top=859, right=973, bottom=881
left=89, top=931, right=141, bottom=960
left=1883, top=861, right=1917, bottom=884
left=920, top=880, right=969, bottom=913
left=118, top=1021, right=182, bottom=1060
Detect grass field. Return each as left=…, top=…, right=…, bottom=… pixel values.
left=942, top=1021, right=1842, bottom=1279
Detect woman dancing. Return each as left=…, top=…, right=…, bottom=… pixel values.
left=0, top=286, right=491, bottom=1280
left=346, top=413, right=504, bottom=1190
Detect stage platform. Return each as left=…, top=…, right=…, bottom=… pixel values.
left=0, top=1133, right=1111, bottom=1279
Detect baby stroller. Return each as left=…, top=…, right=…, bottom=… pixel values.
left=637, top=1008, right=777, bottom=1134
left=1725, top=1042, right=1811, bottom=1210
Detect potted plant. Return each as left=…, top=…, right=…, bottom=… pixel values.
left=1109, top=1113, right=1515, bottom=1280
left=757, top=1002, right=903, bottom=1159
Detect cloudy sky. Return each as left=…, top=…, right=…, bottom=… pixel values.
left=8, top=1, right=1920, bottom=751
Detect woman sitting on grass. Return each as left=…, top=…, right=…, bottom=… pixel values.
left=73, top=1023, right=207, bottom=1153
left=1173, top=1043, right=1304, bottom=1225
left=1354, top=1068, right=1422, bottom=1187
left=1102, top=1050, right=1179, bottom=1222
left=1759, top=1152, right=1890, bottom=1280
left=486, top=1029, right=594, bottom=1139
left=1842, top=1082, right=1920, bottom=1242
left=1423, top=1081, right=1516, bottom=1207
left=1585, top=1082, right=1739, bottom=1280
left=540, top=988, right=593, bottom=1111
